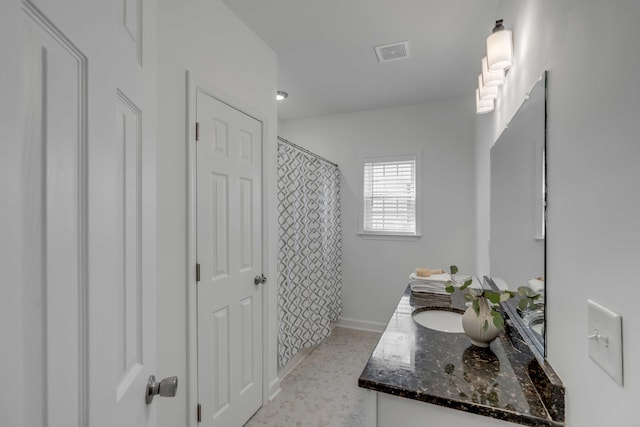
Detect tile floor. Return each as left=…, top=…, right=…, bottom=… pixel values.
left=245, top=327, right=381, bottom=427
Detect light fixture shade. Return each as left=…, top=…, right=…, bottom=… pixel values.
left=486, top=23, right=513, bottom=71
left=476, top=89, right=494, bottom=114
left=482, top=56, right=504, bottom=87
left=478, top=75, right=498, bottom=100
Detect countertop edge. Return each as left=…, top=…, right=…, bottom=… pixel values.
left=358, top=377, right=563, bottom=427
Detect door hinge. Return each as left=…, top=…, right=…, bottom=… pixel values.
left=196, top=263, right=200, bottom=282
left=195, top=122, right=200, bottom=141
left=197, top=403, right=202, bottom=422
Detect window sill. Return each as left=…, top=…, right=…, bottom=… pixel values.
left=357, top=232, right=422, bottom=241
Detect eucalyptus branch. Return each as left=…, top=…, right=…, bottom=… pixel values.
left=444, top=265, right=541, bottom=331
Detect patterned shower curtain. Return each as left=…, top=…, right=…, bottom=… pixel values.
left=277, top=138, right=342, bottom=368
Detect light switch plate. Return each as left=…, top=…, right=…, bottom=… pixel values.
left=587, top=299, right=623, bottom=386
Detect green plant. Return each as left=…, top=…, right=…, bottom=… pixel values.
left=444, top=265, right=540, bottom=330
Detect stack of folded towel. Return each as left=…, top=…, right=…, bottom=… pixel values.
left=409, top=268, right=451, bottom=295
left=527, top=277, right=545, bottom=294
left=410, top=290, right=451, bottom=307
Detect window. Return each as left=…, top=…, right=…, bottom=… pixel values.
left=362, top=156, right=418, bottom=236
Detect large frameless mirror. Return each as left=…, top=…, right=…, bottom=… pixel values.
left=489, top=72, right=547, bottom=356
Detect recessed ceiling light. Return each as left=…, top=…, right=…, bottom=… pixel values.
left=276, top=91, right=288, bottom=101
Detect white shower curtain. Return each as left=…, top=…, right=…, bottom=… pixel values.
left=277, top=138, right=342, bottom=368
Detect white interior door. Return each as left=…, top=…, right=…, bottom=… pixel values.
left=17, top=0, right=158, bottom=425
left=196, top=91, right=264, bottom=426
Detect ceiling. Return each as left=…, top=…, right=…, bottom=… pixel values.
left=222, top=0, right=501, bottom=119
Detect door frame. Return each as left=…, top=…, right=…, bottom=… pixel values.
left=186, top=71, right=277, bottom=426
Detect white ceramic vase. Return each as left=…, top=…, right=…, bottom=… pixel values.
left=462, top=297, right=500, bottom=347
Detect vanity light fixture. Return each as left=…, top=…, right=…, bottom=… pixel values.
left=486, top=19, right=513, bottom=71
left=478, top=75, right=498, bottom=100
left=475, top=19, right=513, bottom=114
left=481, top=56, right=504, bottom=87
left=276, top=90, right=288, bottom=101
left=476, top=89, right=494, bottom=114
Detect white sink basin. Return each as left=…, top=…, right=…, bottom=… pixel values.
left=412, top=309, right=464, bottom=333
left=528, top=314, right=545, bottom=336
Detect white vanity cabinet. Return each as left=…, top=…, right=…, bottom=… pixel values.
left=364, top=391, right=529, bottom=427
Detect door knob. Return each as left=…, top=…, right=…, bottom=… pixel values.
left=146, top=375, right=178, bottom=404
left=254, top=274, right=267, bottom=285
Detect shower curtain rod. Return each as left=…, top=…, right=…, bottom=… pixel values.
left=277, top=136, right=338, bottom=168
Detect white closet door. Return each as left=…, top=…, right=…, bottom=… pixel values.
left=196, top=91, right=264, bottom=426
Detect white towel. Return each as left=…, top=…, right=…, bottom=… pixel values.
left=409, top=273, right=479, bottom=295
left=409, top=273, right=452, bottom=295
left=528, top=278, right=545, bottom=293
left=409, top=282, right=450, bottom=295
left=409, top=273, right=451, bottom=283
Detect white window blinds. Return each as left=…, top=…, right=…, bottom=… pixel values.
left=363, top=158, right=416, bottom=234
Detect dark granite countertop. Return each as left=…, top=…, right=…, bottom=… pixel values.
left=358, top=284, right=565, bottom=427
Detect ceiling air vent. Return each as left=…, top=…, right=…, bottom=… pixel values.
left=374, top=40, right=410, bottom=63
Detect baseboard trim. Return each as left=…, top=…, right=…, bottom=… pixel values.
left=276, top=320, right=355, bottom=384
left=273, top=318, right=384, bottom=395
left=336, top=317, right=386, bottom=333
left=277, top=345, right=316, bottom=382
left=266, top=376, right=281, bottom=402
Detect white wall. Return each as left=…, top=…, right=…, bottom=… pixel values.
left=281, top=99, right=476, bottom=325
left=475, top=1, right=640, bottom=425
left=156, top=1, right=278, bottom=425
